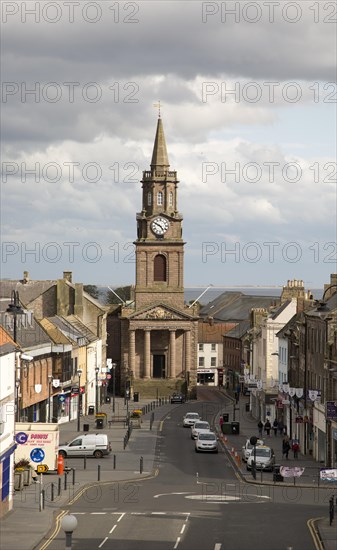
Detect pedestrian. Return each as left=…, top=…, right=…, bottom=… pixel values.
left=264, top=419, right=271, bottom=437
left=292, top=439, right=300, bottom=459
left=282, top=436, right=290, bottom=459
left=272, top=418, right=278, bottom=436
left=219, top=416, right=224, bottom=432
left=258, top=420, right=263, bottom=437
left=278, top=420, right=284, bottom=436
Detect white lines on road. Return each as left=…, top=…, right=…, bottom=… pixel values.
left=174, top=513, right=190, bottom=549
left=174, top=537, right=181, bottom=549
left=92, top=512, right=107, bottom=514
left=180, top=524, right=186, bottom=534
left=117, top=513, right=125, bottom=522
left=154, top=491, right=195, bottom=498
left=109, top=525, right=117, bottom=534
left=98, top=537, right=108, bottom=548
left=214, top=544, right=222, bottom=550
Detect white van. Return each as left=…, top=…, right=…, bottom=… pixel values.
left=58, top=434, right=111, bottom=458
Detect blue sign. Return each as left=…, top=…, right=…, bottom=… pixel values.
left=58, top=394, right=66, bottom=402
left=15, top=432, right=28, bottom=445
left=30, top=448, right=45, bottom=463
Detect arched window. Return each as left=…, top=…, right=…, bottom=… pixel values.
left=147, top=192, right=152, bottom=206
left=169, top=191, right=173, bottom=206
left=154, top=254, right=167, bottom=282
left=157, top=191, right=163, bottom=206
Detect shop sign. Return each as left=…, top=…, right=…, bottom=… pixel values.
left=326, top=401, right=337, bottom=421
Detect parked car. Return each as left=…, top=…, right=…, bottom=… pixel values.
left=195, top=432, right=218, bottom=453
left=241, top=438, right=264, bottom=462
left=170, top=392, right=185, bottom=404
left=58, top=434, right=111, bottom=458
left=246, top=445, right=275, bottom=471
left=191, top=421, right=211, bottom=440
left=183, top=412, right=201, bottom=427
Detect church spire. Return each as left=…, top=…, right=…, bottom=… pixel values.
left=150, top=117, right=170, bottom=170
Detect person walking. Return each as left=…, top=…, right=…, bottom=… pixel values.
left=292, top=439, right=300, bottom=459
left=282, top=435, right=291, bottom=459
left=258, top=420, right=263, bottom=437
left=264, top=419, right=271, bottom=437
left=272, top=419, right=278, bottom=436
left=278, top=420, right=284, bottom=436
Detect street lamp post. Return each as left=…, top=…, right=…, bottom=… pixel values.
left=48, top=374, right=53, bottom=423
left=95, top=367, right=99, bottom=413
left=77, top=369, right=82, bottom=432
left=61, top=514, right=78, bottom=550
left=111, top=363, right=116, bottom=414
left=6, top=290, right=25, bottom=343
left=15, top=379, right=21, bottom=422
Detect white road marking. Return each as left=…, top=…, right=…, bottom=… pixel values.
left=214, top=544, right=222, bottom=550
left=152, top=512, right=166, bottom=515
left=174, top=537, right=181, bottom=549
left=117, top=513, right=125, bottom=522
left=98, top=537, right=108, bottom=547
left=109, top=525, right=117, bottom=534
left=180, top=524, right=186, bottom=534
left=154, top=492, right=194, bottom=498
left=92, top=512, right=107, bottom=514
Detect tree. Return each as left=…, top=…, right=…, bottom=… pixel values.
left=84, top=285, right=100, bottom=300
left=106, top=286, right=132, bottom=305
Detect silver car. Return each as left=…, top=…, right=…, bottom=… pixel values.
left=191, top=421, right=211, bottom=440
left=183, top=412, right=201, bottom=427
left=246, top=446, right=275, bottom=471
left=195, top=432, right=218, bottom=453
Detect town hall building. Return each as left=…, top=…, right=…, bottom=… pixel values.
left=107, top=117, right=199, bottom=398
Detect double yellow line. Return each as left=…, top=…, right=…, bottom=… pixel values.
left=307, top=517, right=325, bottom=550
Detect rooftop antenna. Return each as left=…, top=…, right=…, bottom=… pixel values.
left=153, top=100, right=161, bottom=118
left=188, top=284, right=213, bottom=308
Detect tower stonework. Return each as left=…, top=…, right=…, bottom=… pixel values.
left=117, top=117, right=199, bottom=398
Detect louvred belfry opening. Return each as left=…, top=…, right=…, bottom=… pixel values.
left=154, top=254, right=166, bottom=282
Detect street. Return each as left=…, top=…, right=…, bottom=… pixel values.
left=39, top=389, right=328, bottom=550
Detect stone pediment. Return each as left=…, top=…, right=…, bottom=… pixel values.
left=130, top=304, right=192, bottom=321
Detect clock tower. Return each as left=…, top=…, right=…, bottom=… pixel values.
left=135, top=116, right=185, bottom=311
left=112, top=116, right=199, bottom=399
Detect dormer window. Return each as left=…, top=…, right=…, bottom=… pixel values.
left=157, top=191, right=163, bottom=206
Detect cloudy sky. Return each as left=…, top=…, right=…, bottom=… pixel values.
left=1, top=0, right=336, bottom=291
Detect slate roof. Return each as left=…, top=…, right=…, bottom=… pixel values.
left=199, top=291, right=280, bottom=322
left=223, top=320, right=251, bottom=339
left=198, top=322, right=236, bottom=343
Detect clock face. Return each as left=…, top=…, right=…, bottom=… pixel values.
left=151, top=216, right=169, bottom=236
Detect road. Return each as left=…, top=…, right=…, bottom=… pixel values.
left=40, top=388, right=327, bottom=550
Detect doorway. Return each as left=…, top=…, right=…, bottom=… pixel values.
left=153, top=355, right=166, bottom=378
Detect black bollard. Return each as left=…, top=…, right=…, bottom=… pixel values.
left=140, top=456, right=143, bottom=474
left=72, top=468, right=76, bottom=485
left=84, top=455, right=87, bottom=470
left=113, top=455, right=116, bottom=470
left=98, top=464, right=101, bottom=481
left=58, top=477, right=61, bottom=496
left=51, top=482, right=54, bottom=502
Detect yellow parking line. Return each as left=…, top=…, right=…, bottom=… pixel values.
left=307, top=517, right=325, bottom=550
left=37, top=509, right=68, bottom=550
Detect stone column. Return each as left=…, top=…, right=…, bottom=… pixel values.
left=129, top=329, right=136, bottom=377
left=185, top=330, right=191, bottom=376
left=144, top=329, right=151, bottom=379
left=169, top=330, right=176, bottom=378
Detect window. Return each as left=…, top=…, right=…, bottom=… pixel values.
left=147, top=192, right=152, bottom=206
left=157, top=191, right=163, bottom=205
left=199, top=344, right=204, bottom=351
left=211, top=357, right=216, bottom=367
left=169, top=191, right=173, bottom=206
left=211, top=343, right=216, bottom=351
left=199, top=357, right=205, bottom=367
left=154, top=254, right=166, bottom=281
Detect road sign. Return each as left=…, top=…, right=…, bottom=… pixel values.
left=30, top=448, right=45, bottom=463
left=37, top=464, right=49, bottom=473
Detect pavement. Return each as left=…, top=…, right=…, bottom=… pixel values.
left=1, top=392, right=336, bottom=550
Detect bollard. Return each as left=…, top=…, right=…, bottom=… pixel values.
left=42, top=489, right=45, bottom=510
left=51, top=482, right=54, bottom=502
left=113, top=455, right=116, bottom=470
left=84, top=455, right=87, bottom=470
left=98, top=464, right=101, bottom=482
left=39, top=489, right=43, bottom=512
left=72, top=468, right=76, bottom=486
left=140, top=456, right=143, bottom=474
left=58, top=477, right=61, bottom=496
left=57, top=453, right=64, bottom=475
left=64, top=471, right=68, bottom=491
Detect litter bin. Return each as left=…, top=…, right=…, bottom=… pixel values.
left=88, top=406, right=95, bottom=415
left=106, top=396, right=111, bottom=403
left=134, top=392, right=139, bottom=402
left=273, top=465, right=283, bottom=482
left=96, top=418, right=104, bottom=429
left=83, top=423, right=89, bottom=432
left=223, top=413, right=229, bottom=422
left=221, top=422, right=232, bottom=435
left=245, top=403, right=250, bottom=412
left=231, top=421, right=240, bottom=435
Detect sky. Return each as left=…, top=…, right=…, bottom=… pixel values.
left=1, top=0, right=336, bottom=291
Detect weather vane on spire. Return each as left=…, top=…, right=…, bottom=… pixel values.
left=153, top=100, right=161, bottom=118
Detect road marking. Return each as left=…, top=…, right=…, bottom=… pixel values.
left=154, top=492, right=194, bottom=498
left=307, top=517, right=325, bottom=550
left=92, top=512, right=107, bottom=514
left=180, top=524, right=186, bottom=534
left=174, top=536, right=181, bottom=549
left=152, top=512, right=166, bottom=515
left=214, top=544, right=222, bottom=550
left=117, top=513, right=125, bottom=522
left=98, top=536, right=108, bottom=548
left=36, top=510, right=68, bottom=550
left=109, top=525, right=117, bottom=534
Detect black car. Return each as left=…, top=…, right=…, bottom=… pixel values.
left=170, top=393, right=185, bottom=404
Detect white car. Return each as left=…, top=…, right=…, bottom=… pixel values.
left=183, top=412, right=201, bottom=427
left=195, top=432, right=218, bottom=453
left=246, top=445, right=275, bottom=471
left=241, top=438, right=264, bottom=462
left=191, top=421, right=211, bottom=440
